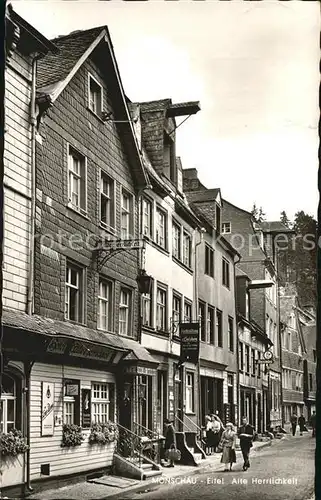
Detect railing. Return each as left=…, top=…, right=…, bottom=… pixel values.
left=183, top=413, right=205, bottom=449
left=133, top=421, right=165, bottom=464
left=175, top=413, right=194, bottom=433
left=115, top=422, right=144, bottom=468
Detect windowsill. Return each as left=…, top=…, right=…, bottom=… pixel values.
left=87, top=106, right=106, bottom=124
left=142, top=325, right=156, bottom=333
left=97, top=326, right=115, bottom=334
left=172, top=256, right=193, bottom=274
left=67, top=203, right=89, bottom=220
left=99, top=223, right=117, bottom=236
left=204, top=273, right=215, bottom=279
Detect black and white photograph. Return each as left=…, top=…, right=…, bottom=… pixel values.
left=1, top=1, right=319, bottom=499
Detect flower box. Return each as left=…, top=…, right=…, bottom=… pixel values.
left=0, top=454, right=25, bottom=488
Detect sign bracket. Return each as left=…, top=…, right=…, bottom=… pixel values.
left=93, top=238, right=146, bottom=272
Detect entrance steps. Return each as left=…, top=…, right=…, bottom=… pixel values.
left=187, top=447, right=203, bottom=464
left=113, top=454, right=162, bottom=481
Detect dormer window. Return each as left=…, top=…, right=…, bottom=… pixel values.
left=222, top=222, right=231, bottom=234
left=88, top=73, right=103, bottom=116
left=163, top=132, right=176, bottom=183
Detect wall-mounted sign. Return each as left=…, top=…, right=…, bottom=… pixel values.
left=54, top=413, right=62, bottom=426
left=81, top=389, right=91, bottom=428
left=257, top=359, right=273, bottom=364
left=46, top=338, right=68, bottom=354
left=124, top=365, right=155, bottom=376
left=64, top=379, right=80, bottom=396
left=41, top=382, right=54, bottom=436
left=180, top=323, right=200, bottom=364
left=69, top=341, right=114, bottom=362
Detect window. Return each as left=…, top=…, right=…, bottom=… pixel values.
left=172, top=222, right=181, bottom=260
left=92, top=383, right=115, bottom=423
left=221, top=222, right=231, bottom=234
left=245, top=345, right=250, bottom=374
left=64, top=397, right=75, bottom=425
left=121, top=189, right=133, bottom=239
left=88, top=74, right=102, bottom=115
left=199, top=301, right=206, bottom=342
left=216, top=309, right=223, bottom=347
left=142, top=198, right=153, bottom=238
left=184, top=301, right=192, bottom=322
left=207, top=306, right=215, bottom=344
left=228, top=317, right=234, bottom=352
left=309, top=373, right=313, bottom=391
left=156, top=207, right=167, bottom=249
left=251, top=349, right=256, bottom=375
left=98, top=279, right=112, bottom=331
left=65, top=263, right=84, bottom=323
left=172, top=294, right=182, bottom=326
left=183, top=231, right=191, bottom=268
left=100, top=173, right=115, bottom=229
left=142, top=286, right=153, bottom=328
left=239, top=343, right=244, bottom=371
left=156, top=287, right=167, bottom=331
left=119, top=288, right=131, bottom=336
left=68, top=146, right=86, bottom=214
left=296, top=373, right=303, bottom=391
left=222, top=258, right=230, bottom=288
left=185, top=372, right=194, bottom=413
left=0, top=375, right=16, bottom=433
left=205, top=245, right=214, bottom=277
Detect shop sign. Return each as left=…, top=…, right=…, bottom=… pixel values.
left=46, top=338, right=68, bottom=354
left=41, top=382, right=54, bottom=436
left=69, top=341, right=114, bottom=362
left=124, top=365, right=155, bottom=376
left=81, top=389, right=91, bottom=428
left=180, top=323, right=200, bottom=364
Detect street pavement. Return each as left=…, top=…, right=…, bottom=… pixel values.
left=110, top=433, right=315, bottom=500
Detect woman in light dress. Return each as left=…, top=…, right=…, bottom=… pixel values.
left=219, top=422, right=237, bottom=472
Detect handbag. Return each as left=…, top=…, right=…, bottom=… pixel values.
left=217, top=440, right=223, bottom=453
left=165, top=446, right=181, bottom=462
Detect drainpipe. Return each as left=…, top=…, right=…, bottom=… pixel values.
left=233, top=254, right=241, bottom=426
left=275, top=245, right=284, bottom=428
left=24, top=361, right=34, bottom=493
left=27, top=53, right=41, bottom=316
left=194, top=228, right=205, bottom=431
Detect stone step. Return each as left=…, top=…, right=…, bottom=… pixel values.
left=143, top=469, right=162, bottom=480
left=141, top=463, right=153, bottom=470
left=193, top=453, right=202, bottom=463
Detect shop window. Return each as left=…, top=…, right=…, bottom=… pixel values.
left=91, top=383, right=115, bottom=423
left=185, top=372, right=195, bottom=413
left=0, top=374, right=16, bottom=433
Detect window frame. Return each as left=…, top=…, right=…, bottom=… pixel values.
left=205, top=244, right=214, bottom=278
left=182, top=231, right=192, bottom=268
left=228, top=316, right=234, bottom=352
left=142, top=281, right=153, bottom=328
left=67, top=145, right=87, bottom=215
left=216, top=309, right=223, bottom=347
left=141, top=196, right=153, bottom=239
left=100, top=171, right=116, bottom=231
left=0, top=374, right=16, bottom=433
left=88, top=72, right=103, bottom=117
left=221, top=222, right=231, bottom=234
left=120, top=188, right=134, bottom=240
left=207, top=305, right=215, bottom=345
left=198, top=300, right=206, bottom=342
left=172, top=220, right=181, bottom=260
left=155, top=206, right=167, bottom=249
left=65, top=262, right=84, bottom=324
left=98, top=278, right=113, bottom=332
left=172, top=293, right=182, bottom=328
left=239, top=342, right=244, bottom=372
left=183, top=300, right=192, bottom=323
left=119, top=287, right=132, bottom=336
left=156, top=286, right=167, bottom=332
left=91, top=383, right=114, bottom=424
left=222, top=258, right=230, bottom=289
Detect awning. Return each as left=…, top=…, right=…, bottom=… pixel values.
left=2, top=309, right=158, bottom=367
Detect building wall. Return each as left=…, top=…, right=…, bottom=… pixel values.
left=3, top=50, right=32, bottom=311
left=35, top=56, right=140, bottom=336
left=30, top=363, right=115, bottom=480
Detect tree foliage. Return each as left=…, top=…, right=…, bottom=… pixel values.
left=251, top=202, right=266, bottom=223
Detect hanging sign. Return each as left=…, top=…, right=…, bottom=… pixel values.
left=180, top=322, right=200, bottom=364
left=81, top=389, right=91, bottom=428
left=41, top=382, right=54, bottom=436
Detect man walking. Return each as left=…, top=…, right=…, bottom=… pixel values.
left=310, top=411, right=316, bottom=437
left=290, top=413, right=298, bottom=437
left=164, top=418, right=176, bottom=467
left=298, top=413, right=306, bottom=436
left=238, top=416, right=255, bottom=471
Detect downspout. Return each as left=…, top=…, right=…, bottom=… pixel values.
left=194, top=228, right=204, bottom=431
left=27, top=53, right=41, bottom=316
left=24, top=361, right=34, bottom=493
left=233, top=254, right=241, bottom=426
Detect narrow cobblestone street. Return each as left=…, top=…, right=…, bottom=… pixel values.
left=111, top=434, right=314, bottom=500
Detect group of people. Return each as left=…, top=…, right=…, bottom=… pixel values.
left=163, top=414, right=255, bottom=472
left=290, top=410, right=316, bottom=437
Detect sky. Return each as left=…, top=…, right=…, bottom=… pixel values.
left=12, top=0, right=319, bottom=221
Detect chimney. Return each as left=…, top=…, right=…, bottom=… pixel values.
left=182, top=168, right=202, bottom=192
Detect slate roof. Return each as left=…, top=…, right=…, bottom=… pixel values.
left=2, top=309, right=158, bottom=364
left=37, top=26, right=105, bottom=88
left=235, top=267, right=249, bottom=278
left=185, top=189, right=220, bottom=204
left=259, top=221, right=294, bottom=233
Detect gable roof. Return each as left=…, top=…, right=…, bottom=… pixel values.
left=222, top=198, right=252, bottom=216
left=36, top=25, right=148, bottom=189
left=259, top=221, right=294, bottom=234
left=185, top=189, right=221, bottom=204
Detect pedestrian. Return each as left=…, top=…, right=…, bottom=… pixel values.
left=211, top=415, right=221, bottom=453
left=310, top=411, right=316, bottom=437
left=164, top=418, right=176, bottom=467
left=238, top=416, right=255, bottom=471
left=219, top=422, right=237, bottom=472
left=205, top=415, right=215, bottom=455
left=290, top=413, right=298, bottom=437
left=298, top=413, right=306, bottom=436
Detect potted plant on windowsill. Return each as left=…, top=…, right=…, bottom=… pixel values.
left=88, top=422, right=119, bottom=445
left=61, top=424, right=85, bottom=448
left=0, top=429, right=28, bottom=487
